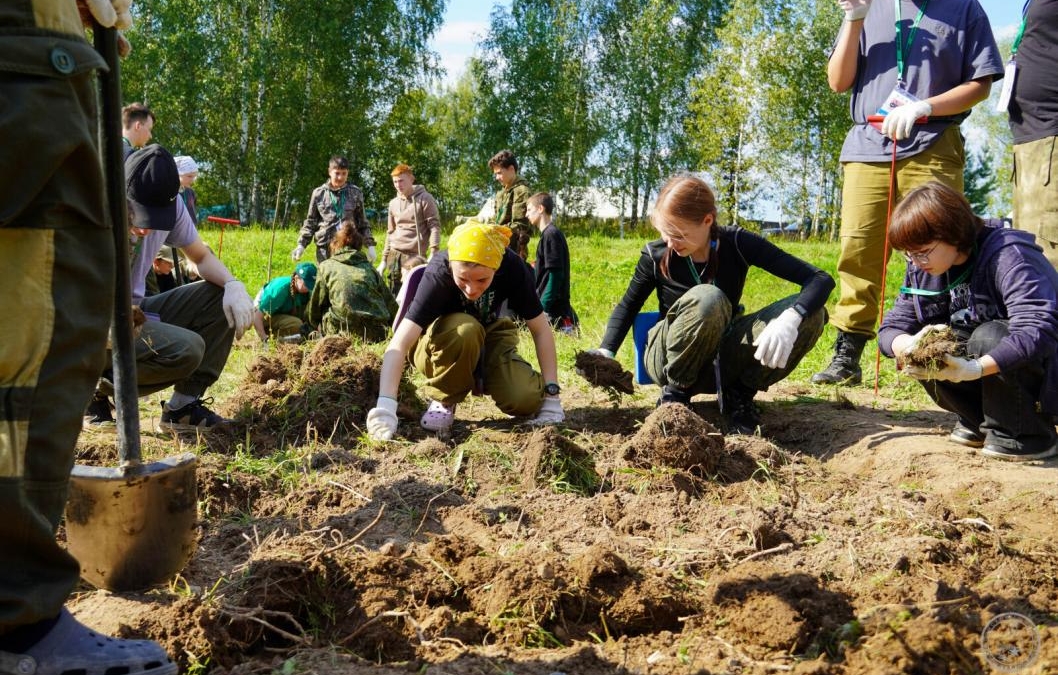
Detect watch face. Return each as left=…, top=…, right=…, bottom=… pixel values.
left=545, top=383, right=560, bottom=396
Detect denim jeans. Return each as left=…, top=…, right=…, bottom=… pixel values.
left=920, top=320, right=1058, bottom=453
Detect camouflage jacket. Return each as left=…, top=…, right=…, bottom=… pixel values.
left=305, top=247, right=396, bottom=341
left=492, top=178, right=531, bottom=232
left=298, top=182, right=374, bottom=250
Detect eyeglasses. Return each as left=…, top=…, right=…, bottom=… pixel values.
left=903, top=243, right=939, bottom=264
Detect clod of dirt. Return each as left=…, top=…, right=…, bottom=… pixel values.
left=902, top=325, right=965, bottom=370
left=520, top=426, right=599, bottom=494
left=622, top=404, right=725, bottom=473
left=575, top=351, right=634, bottom=394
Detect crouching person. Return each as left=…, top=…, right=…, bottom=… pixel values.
left=879, top=181, right=1058, bottom=462
left=306, top=219, right=396, bottom=342
left=366, top=221, right=564, bottom=439
left=252, top=261, right=316, bottom=343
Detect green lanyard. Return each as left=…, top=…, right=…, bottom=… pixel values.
left=1008, top=0, right=1032, bottom=61
left=899, top=261, right=973, bottom=296
left=894, top=0, right=929, bottom=84
left=329, top=188, right=345, bottom=218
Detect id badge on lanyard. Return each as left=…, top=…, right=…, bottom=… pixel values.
left=996, top=1, right=1030, bottom=113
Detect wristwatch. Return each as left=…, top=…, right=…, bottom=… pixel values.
left=544, top=382, right=561, bottom=396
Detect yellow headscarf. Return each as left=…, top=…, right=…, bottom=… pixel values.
left=447, top=220, right=511, bottom=270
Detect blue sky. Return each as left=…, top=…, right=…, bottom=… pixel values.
left=432, top=0, right=1023, bottom=83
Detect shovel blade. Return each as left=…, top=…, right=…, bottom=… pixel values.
left=65, top=453, right=198, bottom=592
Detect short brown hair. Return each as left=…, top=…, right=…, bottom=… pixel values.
left=889, top=182, right=981, bottom=254
left=122, top=102, right=154, bottom=129
left=488, top=149, right=518, bottom=172
left=528, top=192, right=553, bottom=215
left=391, top=163, right=413, bottom=177
left=329, top=155, right=350, bottom=170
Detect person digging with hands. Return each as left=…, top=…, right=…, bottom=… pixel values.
left=587, top=174, right=833, bottom=436
left=367, top=221, right=564, bottom=440
left=812, top=0, right=1003, bottom=387
left=879, top=182, right=1058, bottom=462
left=1, top=0, right=177, bottom=672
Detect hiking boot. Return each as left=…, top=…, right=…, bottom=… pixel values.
left=656, top=384, right=692, bottom=408
left=158, top=397, right=229, bottom=432
left=948, top=421, right=985, bottom=448
left=0, top=608, right=177, bottom=675
left=981, top=442, right=1058, bottom=462
left=723, top=384, right=761, bottom=435
left=811, top=330, right=869, bottom=385
left=83, top=393, right=115, bottom=428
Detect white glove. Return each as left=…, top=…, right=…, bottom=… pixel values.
left=838, top=0, right=872, bottom=21
left=894, top=324, right=948, bottom=362
left=85, top=0, right=133, bottom=29
left=291, top=244, right=305, bottom=261
left=881, top=100, right=933, bottom=141
left=753, top=308, right=802, bottom=369
left=530, top=397, right=565, bottom=426
left=376, top=258, right=387, bottom=276
left=222, top=280, right=254, bottom=338
left=367, top=245, right=377, bottom=263
left=366, top=397, right=398, bottom=440
left=588, top=347, right=615, bottom=359
left=903, top=355, right=983, bottom=382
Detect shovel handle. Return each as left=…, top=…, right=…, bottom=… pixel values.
left=95, top=25, right=141, bottom=466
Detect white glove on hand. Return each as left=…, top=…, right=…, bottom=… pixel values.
left=85, top=0, right=133, bottom=29
left=366, top=397, right=399, bottom=440
left=530, top=397, right=565, bottom=426
left=881, top=100, right=933, bottom=141
left=588, top=347, right=615, bottom=359
left=753, top=308, right=802, bottom=369
left=367, top=245, right=377, bottom=263
left=838, top=0, right=872, bottom=21
left=894, top=324, right=948, bottom=362
left=903, top=355, right=983, bottom=382
left=291, top=244, right=305, bottom=261
left=376, top=258, right=387, bottom=276
left=222, top=280, right=254, bottom=338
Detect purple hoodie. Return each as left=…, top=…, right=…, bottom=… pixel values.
left=879, top=223, right=1058, bottom=413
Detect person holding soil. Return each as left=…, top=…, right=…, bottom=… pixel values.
left=306, top=220, right=396, bottom=342
left=588, top=174, right=834, bottom=435
left=366, top=221, right=564, bottom=440
left=252, top=261, right=317, bottom=342
left=879, top=181, right=1058, bottom=462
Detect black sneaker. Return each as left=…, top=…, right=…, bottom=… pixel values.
left=948, top=421, right=985, bottom=448
left=159, top=397, right=229, bottom=432
left=83, top=393, right=115, bottom=428
left=981, top=443, right=1058, bottom=462
left=723, top=385, right=761, bottom=435
left=656, top=384, right=692, bottom=407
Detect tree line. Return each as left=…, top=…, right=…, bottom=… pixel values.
left=122, top=0, right=1012, bottom=236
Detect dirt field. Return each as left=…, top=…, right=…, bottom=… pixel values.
left=68, top=338, right=1058, bottom=674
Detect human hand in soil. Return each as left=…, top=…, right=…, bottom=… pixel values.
left=893, top=324, right=947, bottom=366
left=367, top=397, right=398, bottom=440
left=903, top=355, right=982, bottom=382
left=530, top=397, right=564, bottom=426
left=753, top=308, right=801, bottom=369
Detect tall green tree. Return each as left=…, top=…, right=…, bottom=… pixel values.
left=123, top=0, right=445, bottom=224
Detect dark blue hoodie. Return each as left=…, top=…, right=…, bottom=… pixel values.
left=879, top=223, right=1058, bottom=413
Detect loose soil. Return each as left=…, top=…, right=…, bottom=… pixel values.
left=68, top=339, right=1058, bottom=674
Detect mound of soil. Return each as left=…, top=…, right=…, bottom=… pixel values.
left=67, top=353, right=1058, bottom=675
left=575, top=351, right=634, bottom=394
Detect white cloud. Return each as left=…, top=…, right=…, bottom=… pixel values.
left=432, top=20, right=488, bottom=82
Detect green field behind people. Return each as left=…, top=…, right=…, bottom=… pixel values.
left=188, top=224, right=929, bottom=423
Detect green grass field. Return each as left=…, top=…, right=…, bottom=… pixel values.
left=195, top=224, right=928, bottom=413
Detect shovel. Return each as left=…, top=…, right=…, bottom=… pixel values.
left=64, top=25, right=198, bottom=592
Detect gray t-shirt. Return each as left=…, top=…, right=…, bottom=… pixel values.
left=131, top=197, right=198, bottom=304
left=839, top=0, right=1003, bottom=163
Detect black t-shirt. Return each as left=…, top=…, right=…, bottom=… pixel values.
left=404, top=249, right=543, bottom=328
left=1009, top=0, right=1058, bottom=144
left=534, top=224, right=573, bottom=317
